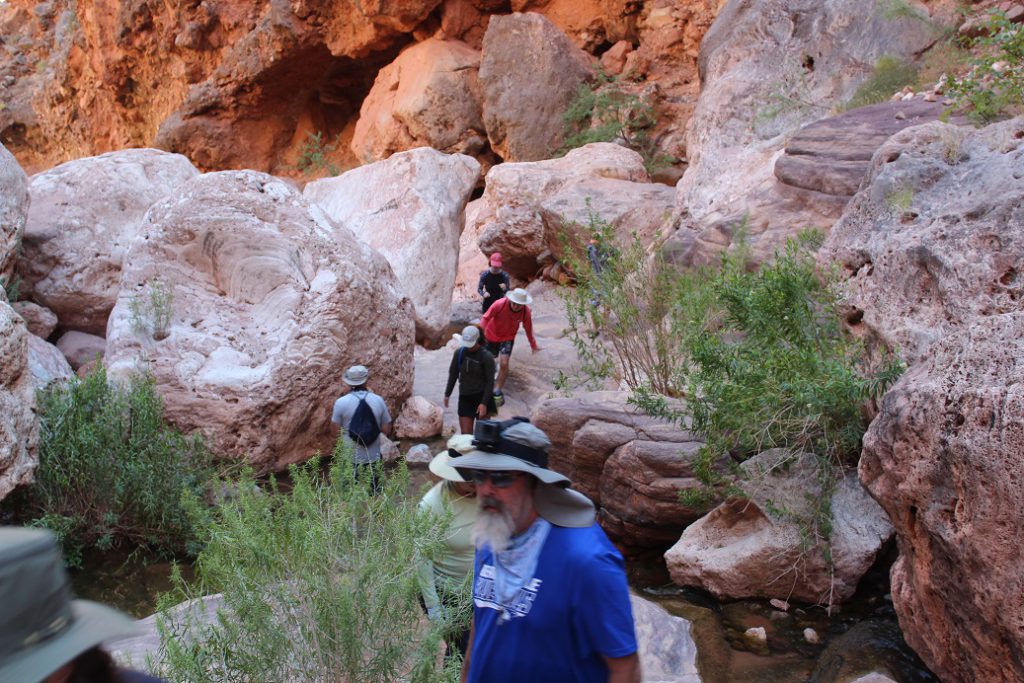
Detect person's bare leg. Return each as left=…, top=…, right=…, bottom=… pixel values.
left=495, top=353, right=510, bottom=392
left=459, top=416, right=475, bottom=434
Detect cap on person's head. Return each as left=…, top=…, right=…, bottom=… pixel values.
left=429, top=433, right=476, bottom=482
left=448, top=418, right=595, bottom=527
left=460, top=325, right=481, bottom=348
left=343, top=365, right=369, bottom=386
left=0, top=527, right=143, bottom=683
left=489, top=252, right=503, bottom=267
left=507, top=288, right=532, bottom=306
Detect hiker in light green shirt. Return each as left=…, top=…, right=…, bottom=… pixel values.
left=419, top=434, right=480, bottom=657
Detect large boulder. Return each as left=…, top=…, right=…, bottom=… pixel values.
left=664, top=451, right=893, bottom=605
left=479, top=12, right=592, bottom=162
left=0, top=142, right=28, bottom=288
left=304, top=148, right=479, bottom=343
left=452, top=199, right=490, bottom=318
left=821, top=117, right=1024, bottom=365
left=472, top=143, right=674, bottom=280
left=0, top=293, right=38, bottom=500
left=665, top=0, right=941, bottom=267
left=17, top=150, right=199, bottom=335
left=26, top=334, right=74, bottom=392
left=105, top=171, right=415, bottom=471
left=861, top=313, right=1024, bottom=683
left=351, top=38, right=487, bottom=164
left=56, top=330, right=106, bottom=371
left=532, top=391, right=708, bottom=552
left=11, top=301, right=58, bottom=339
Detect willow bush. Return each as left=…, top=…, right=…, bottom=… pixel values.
left=156, top=453, right=462, bottom=683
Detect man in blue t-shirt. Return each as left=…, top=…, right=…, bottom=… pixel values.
left=448, top=418, right=640, bottom=683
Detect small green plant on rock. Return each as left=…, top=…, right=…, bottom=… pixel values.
left=156, top=454, right=461, bottom=683
left=842, top=55, right=918, bottom=110
left=129, top=278, right=174, bottom=340
left=886, top=182, right=915, bottom=213
left=947, top=10, right=1024, bottom=122
left=296, top=131, right=341, bottom=177
left=18, top=366, right=213, bottom=566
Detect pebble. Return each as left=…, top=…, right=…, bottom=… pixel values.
left=804, top=627, right=820, bottom=644
left=769, top=598, right=790, bottom=611
left=744, top=626, right=767, bottom=646
left=405, top=443, right=432, bottom=464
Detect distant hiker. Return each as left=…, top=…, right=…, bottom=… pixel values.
left=477, top=252, right=511, bottom=315
left=0, top=526, right=169, bottom=683
left=445, top=325, right=498, bottom=434
left=418, top=434, right=481, bottom=658
left=330, top=364, right=393, bottom=491
left=480, top=288, right=539, bottom=405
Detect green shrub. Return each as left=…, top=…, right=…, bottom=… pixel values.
left=155, top=455, right=461, bottom=683
left=128, top=278, right=174, bottom=340
left=296, top=131, right=341, bottom=177
left=559, top=71, right=672, bottom=173
left=25, top=366, right=213, bottom=566
left=843, top=55, right=918, bottom=110
left=946, top=10, right=1024, bottom=122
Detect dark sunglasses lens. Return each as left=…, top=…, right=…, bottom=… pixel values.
left=470, top=470, right=518, bottom=488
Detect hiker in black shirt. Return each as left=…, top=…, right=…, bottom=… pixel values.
left=444, top=325, right=497, bottom=434
left=478, top=252, right=511, bottom=314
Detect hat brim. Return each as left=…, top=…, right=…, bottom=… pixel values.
left=343, top=375, right=368, bottom=386
left=428, top=451, right=466, bottom=482
left=534, top=485, right=596, bottom=528
left=448, top=450, right=570, bottom=486
left=460, top=336, right=479, bottom=348
left=0, top=600, right=143, bottom=683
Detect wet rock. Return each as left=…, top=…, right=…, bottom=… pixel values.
left=0, top=293, right=37, bottom=501
left=666, top=0, right=940, bottom=268
left=804, top=627, right=821, bottom=645
left=351, top=38, right=487, bottom=164
left=531, top=391, right=709, bottom=552
left=665, top=451, right=893, bottom=604
left=471, top=143, right=673, bottom=280
left=809, top=620, right=932, bottom=683
left=631, top=593, right=701, bottom=682
left=27, top=334, right=73, bottom=391
left=304, top=148, right=479, bottom=343
left=0, top=142, right=28, bottom=287
left=105, top=171, right=415, bottom=472
left=11, top=301, right=57, bottom=339
left=479, top=12, right=592, bottom=161
left=820, top=117, right=1024, bottom=365
left=56, top=330, right=106, bottom=371
left=395, top=396, right=444, bottom=440
left=744, top=626, right=768, bottom=652
left=18, top=150, right=199, bottom=335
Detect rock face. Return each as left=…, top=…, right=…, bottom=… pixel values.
left=834, top=118, right=1024, bottom=683
left=11, top=301, right=58, bottom=339
left=665, top=451, right=893, bottom=605
left=351, top=38, right=488, bottom=165
left=531, top=391, right=709, bottom=552
left=304, top=148, right=479, bottom=343
left=665, top=0, right=941, bottom=267
left=104, top=171, right=415, bottom=471
left=26, top=334, right=74, bottom=392
left=0, top=293, right=38, bottom=501
left=821, top=118, right=1024, bottom=366
left=56, top=330, right=106, bottom=371
left=18, top=150, right=199, bottom=335
left=479, top=12, right=592, bottom=162
left=0, top=142, right=28, bottom=288
left=630, top=593, right=701, bottom=683
left=452, top=199, right=490, bottom=317
left=472, top=143, right=674, bottom=280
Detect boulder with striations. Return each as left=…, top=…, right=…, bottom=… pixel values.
left=479, top=12, right=592, bottom=162
left=105, top=171, right=415, bottom=472
left=304, top=148, right=479, bottom=344
left=472, top=143, right=674, bottom=280
left=532, top=391, right=709, bottom=552
left=0, top=292, right=38, bottom=501
left=18, top=149, right=199, bottom=335
left=664, top=0, right=940, bottom=268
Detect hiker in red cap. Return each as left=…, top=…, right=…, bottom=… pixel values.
left=477, top=252, right=511, bottom=315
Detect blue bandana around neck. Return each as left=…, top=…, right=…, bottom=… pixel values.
left=491, top=517, right=551, bottom=624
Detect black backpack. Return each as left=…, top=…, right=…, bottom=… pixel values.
left=347, top=393, right=381, bottom=447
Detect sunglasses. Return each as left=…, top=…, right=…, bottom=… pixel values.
left=467, top=470, right=523, bottom=488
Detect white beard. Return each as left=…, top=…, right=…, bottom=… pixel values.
left=472, top=506, right=515, bottom=553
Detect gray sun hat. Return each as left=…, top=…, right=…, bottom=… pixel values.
left=449, top=419, right=596, bottom=527
left=428, top=433, right=476, bottom=482
left=0, top=527, right=143, bottom=683
left=507, top=288, right=533, bottom=306
left=460, top=325, right=481, bottom=348
left=343, top=364, right=370, bottom=386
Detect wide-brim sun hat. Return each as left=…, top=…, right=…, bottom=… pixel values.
left=429, top=434, right=476, bottom=482
left=507, top=288, right=532, bottom=306
left=343, top=364, right=369, bottom=386
left=449, top=449, right=569, bottom=486
left=534, top=485, right=596, bottom=528
left=0, top=528, right=144, bottom=683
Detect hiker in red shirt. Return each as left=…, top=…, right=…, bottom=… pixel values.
left=480, top=288, right=540, bottom=404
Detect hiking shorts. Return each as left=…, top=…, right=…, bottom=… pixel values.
left=485, top=339, right=514, bottom=357
left=458, top=392, right=496, bottom=418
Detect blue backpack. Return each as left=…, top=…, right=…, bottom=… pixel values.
left=347, top=393, right=381, bottom=447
